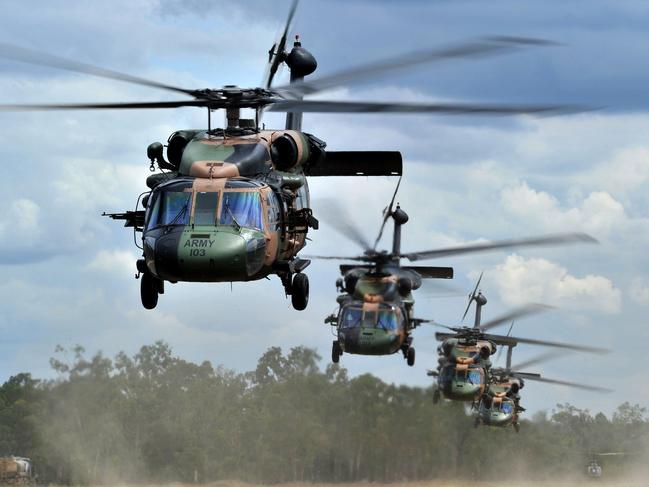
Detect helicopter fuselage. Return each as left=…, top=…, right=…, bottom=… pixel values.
left=141, top=129, right=317, bottom=282
left=328, top=267, right=424, bottom=364
left=435, top=339, right=495, bottom=402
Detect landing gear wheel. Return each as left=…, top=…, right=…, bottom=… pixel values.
left=432, top=389, right=440, bottom=404
left=332, top=340, right=342, bottom=364
left=474, top=417, right=481, bottom=429
left=291, top=273, right=309, bottom=311
left=141, top=272, right=159, bottom=310
left=513, top=422, right=520, bottom=433
left=406, top=347, right=415, bottom=366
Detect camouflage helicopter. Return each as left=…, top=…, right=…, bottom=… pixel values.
left=0, top=1, right=585, bottom=311
left=429, top=276, right=609, bottom=411
left=315, top=183, right=598, bottom=366
left=476, top=345, right=612, bottom=432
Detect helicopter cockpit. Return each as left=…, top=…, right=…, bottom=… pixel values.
left=338, top=303, right=404, bottom=331
left=145, top=179, right=277, bottom=232
left=440, top=365, right=484, bottom=387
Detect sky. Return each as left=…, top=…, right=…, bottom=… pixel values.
left=1, top=0, right=649, bottom=416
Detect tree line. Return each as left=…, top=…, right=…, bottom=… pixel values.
left=0, top=342, right=646, bottom=484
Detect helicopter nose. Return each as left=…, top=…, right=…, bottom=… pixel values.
left=155, top=230, right=265, bottom=281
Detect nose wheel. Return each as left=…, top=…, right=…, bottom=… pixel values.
left=140, top=271, right=164, bottom=310
left=332, top=340, right=342, bottom=363
left=401, top=339, right=415, bottom=366
left=281, top=272, right=309, bottom=311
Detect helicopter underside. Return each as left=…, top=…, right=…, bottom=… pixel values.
left=339, top=327, right=405, bottom=355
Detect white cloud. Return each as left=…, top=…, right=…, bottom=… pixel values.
left=486, top=254, right=621, bottom=314
left=501, top=182, right=630, bottom=238
left=629, top=278, right=649, bottom=305
left=86, top=250, right=139, bottom=277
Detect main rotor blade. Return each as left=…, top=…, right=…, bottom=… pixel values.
left=479, top=303, right=552, bottom=331
left=266, top=0, right=299, bottom=88
left=461, top=271, right=483, bottom=322
left=511, top=350, right=564, bottom=371
left=485, top=333, right=610, bottom=354
left=372, top=176, right=402, bottom=251
left=0, top=42, right=196, bottom=97
left=273, top=36, right=556, bottom=98
left=512, top=372, right=613, bottom=393
left=316, top=199, right=372, bottom=251
left=267, top=99, right=587, bottom=115
left=0, top=100, right=208, bottom=111
left=401, top=232, right=597, bottom=261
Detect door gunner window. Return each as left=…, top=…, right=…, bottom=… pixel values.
left=221, top=191, right=263, bottom=230
left=194, top=192, right=219, bottom=225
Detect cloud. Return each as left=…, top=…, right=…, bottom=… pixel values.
left=485, top=254, right=621, bottom=314
left=86, top=250, right=139, bottom=277
left=501, top=182, right=631, bottom=238
left=629, top=278, right=649, bottom=305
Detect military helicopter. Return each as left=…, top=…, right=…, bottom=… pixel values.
left=315, top=181, right=597, bottom=366
left=0, top=1, right=585, bottom=311
left=476, top=346, right=612, bottom=432
left=429, top=276, right=609, bottom=411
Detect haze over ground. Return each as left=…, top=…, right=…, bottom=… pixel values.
left=0, top=0, right=648, bottom=415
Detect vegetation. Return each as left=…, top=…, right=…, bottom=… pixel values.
left=0, top=342, right=646, bottom=484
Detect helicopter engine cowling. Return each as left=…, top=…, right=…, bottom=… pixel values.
left=167, top=130, right=202, bottom=170
left=270, top=132, right=310, bottom=171
left=397, top=277, right=413, bottom=296
left=344, top=273, right=360, bottom=294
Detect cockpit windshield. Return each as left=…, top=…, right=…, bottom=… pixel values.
left=339, top=305, right=401, bottom=331
left=146, top=187, right=265, bottom=231
left=148, top=191, right=192, bottom=227
left=220, top=191, right=263, bottom=230
left=500, top=401, right=514, bottom=414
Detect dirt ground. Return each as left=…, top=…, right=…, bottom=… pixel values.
left=140, top=481, right=649, bottom=487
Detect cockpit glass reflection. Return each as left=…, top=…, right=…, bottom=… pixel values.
left=194, top=191, right=219, bottom=225
left=220, top=191, right=263, bottom=230
left=467, top=370, right=482, bottom=385
left=501, top=401, right=514, bottom=414
left=339, top=305, right=401, bottom=330
left=149, top=191, right=192, bottom=228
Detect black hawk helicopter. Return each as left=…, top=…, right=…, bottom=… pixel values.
left=0, top=1, right=585, bottom=310
left=314, top=182, right=598, bottom=366
left=429, top=276, right=610, bottom=431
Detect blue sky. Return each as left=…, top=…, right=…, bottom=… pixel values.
left=0, top=0, right=648, bottom=416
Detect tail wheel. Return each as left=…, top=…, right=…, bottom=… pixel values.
left=332, top=340, right=342, bottom=363
left=291, top=273, right=309, bottom=311
left=406, top=347, right=415, bottom=366
left=141, top=272, right=159, bottom=310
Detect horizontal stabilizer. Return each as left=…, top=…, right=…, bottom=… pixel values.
left=403, top=266, right=454, bottom=279
left=306, top=151, right=402, bottom=176
left=339, top=265, right=453, bottom=279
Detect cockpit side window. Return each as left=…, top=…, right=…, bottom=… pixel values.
left=194, top=191, right=219, bottom=225
left=220, top=191, right=263, bottom=230
left=147, top=191, right=192, bottom=229
left=266, top=191, right=281, bottom=231
left=377, top=309, right=400, bottom=331
left=340, top=307, right=362, bottom=328
left=467, top=370, right=482, bottom=385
